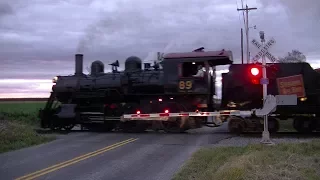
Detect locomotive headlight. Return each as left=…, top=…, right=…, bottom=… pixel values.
left=300, top=97, right=307, bottom=101
left=52, top=76, right=58, bottom=83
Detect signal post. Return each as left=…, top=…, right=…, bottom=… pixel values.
left=251, top=31, right=277, bottom=145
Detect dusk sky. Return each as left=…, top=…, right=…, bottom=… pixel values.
left=1, top=0, right=320, bottom=98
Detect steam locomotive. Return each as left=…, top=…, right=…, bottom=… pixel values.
left=38, top=48, right=320, bottom=133
left=39, top=49, right=232, bottom=132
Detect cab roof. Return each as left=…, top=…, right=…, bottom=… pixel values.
left=163, top=49, right=233, bottom=59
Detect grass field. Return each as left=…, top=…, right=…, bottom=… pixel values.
left=0, top=101, right=46, bottom=125
left=173, top=140, right=320, bottom=180
left=0, top=101, right=55, bottom=153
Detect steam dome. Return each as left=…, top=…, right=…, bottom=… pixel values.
left=125, top=56, right=142, bottom=72
left=91, top=60, right=104, bottom=76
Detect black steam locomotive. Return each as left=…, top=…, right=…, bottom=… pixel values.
left=39, top=49, right=232, bottom=132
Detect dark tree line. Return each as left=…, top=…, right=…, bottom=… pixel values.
left=277, top=49, right=306, bottom=63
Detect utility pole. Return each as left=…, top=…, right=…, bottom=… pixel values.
left=237, top=5, right=257, bottom=64
left=241, top=28, right=244, bottom=64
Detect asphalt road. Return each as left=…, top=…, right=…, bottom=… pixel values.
left=0, top=125, right=233, bottom=180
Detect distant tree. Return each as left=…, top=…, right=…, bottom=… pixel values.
left=277, top=50, right=306, bottom=63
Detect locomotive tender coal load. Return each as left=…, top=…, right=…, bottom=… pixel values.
left=38, top=48, right=320, bottom=133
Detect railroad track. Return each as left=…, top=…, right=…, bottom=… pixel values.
left=34, top=127, right=320, bottom=138
left=34, top=128, right=187, bottom=134
left=35, top=128, right=88, bottom=134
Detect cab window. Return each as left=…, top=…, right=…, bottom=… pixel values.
left=180, top=61, right=205, bottom=77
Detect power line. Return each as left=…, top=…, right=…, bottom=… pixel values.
left=237, top=4, right=257, bottom=64
left=235, top=0, right=243, bottom=27
left=241, top=0, right=246, bottom=27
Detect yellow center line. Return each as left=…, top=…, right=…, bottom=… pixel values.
left=15, top=138, right=138, bottom=180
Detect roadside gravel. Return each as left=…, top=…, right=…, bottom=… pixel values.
left=211, top=136, right=317, bottom=147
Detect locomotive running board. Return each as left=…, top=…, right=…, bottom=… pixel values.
left=120, top=95, right=292, bottom=121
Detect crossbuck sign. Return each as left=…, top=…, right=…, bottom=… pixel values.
left=251, top=38, right=277, bottom=62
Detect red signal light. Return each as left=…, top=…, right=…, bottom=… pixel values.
left=249, top=66, right=261, bottom=84
left=164, top=109, right=169, bottom=113
left=251, top=79, right=259, bottom=84
left=136, top=110, right=141, bottom=114
left=251, top=67, right=259, bottom=76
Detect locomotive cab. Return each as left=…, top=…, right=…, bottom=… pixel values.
left=162, top=49, right=233, bottom=111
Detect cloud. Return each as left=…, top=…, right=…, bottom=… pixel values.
left=252, top=0, right=320, bottom=56
left=0, top=0, right=319, bottom=98
left=0, top=2, right=14, bottom=17
left=0, top=79, right=53, bottom=98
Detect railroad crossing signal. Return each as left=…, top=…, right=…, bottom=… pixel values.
left=251, top=38, right=277, bottom=62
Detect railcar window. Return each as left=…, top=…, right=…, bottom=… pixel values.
left=181, top=62, right=205, bottom=77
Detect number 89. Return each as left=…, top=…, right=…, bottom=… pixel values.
left=179, top=81, right=192, bottom=90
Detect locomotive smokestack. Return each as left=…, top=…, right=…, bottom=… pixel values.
left=75, top=54, right=83, bottom=76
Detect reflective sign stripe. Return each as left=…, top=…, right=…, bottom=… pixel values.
left=122, top=110, right=253, bottom=119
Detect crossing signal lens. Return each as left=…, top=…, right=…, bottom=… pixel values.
left=251, top=79, right=259, bottom=84
left=251, top=68, right=259, bottom=76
